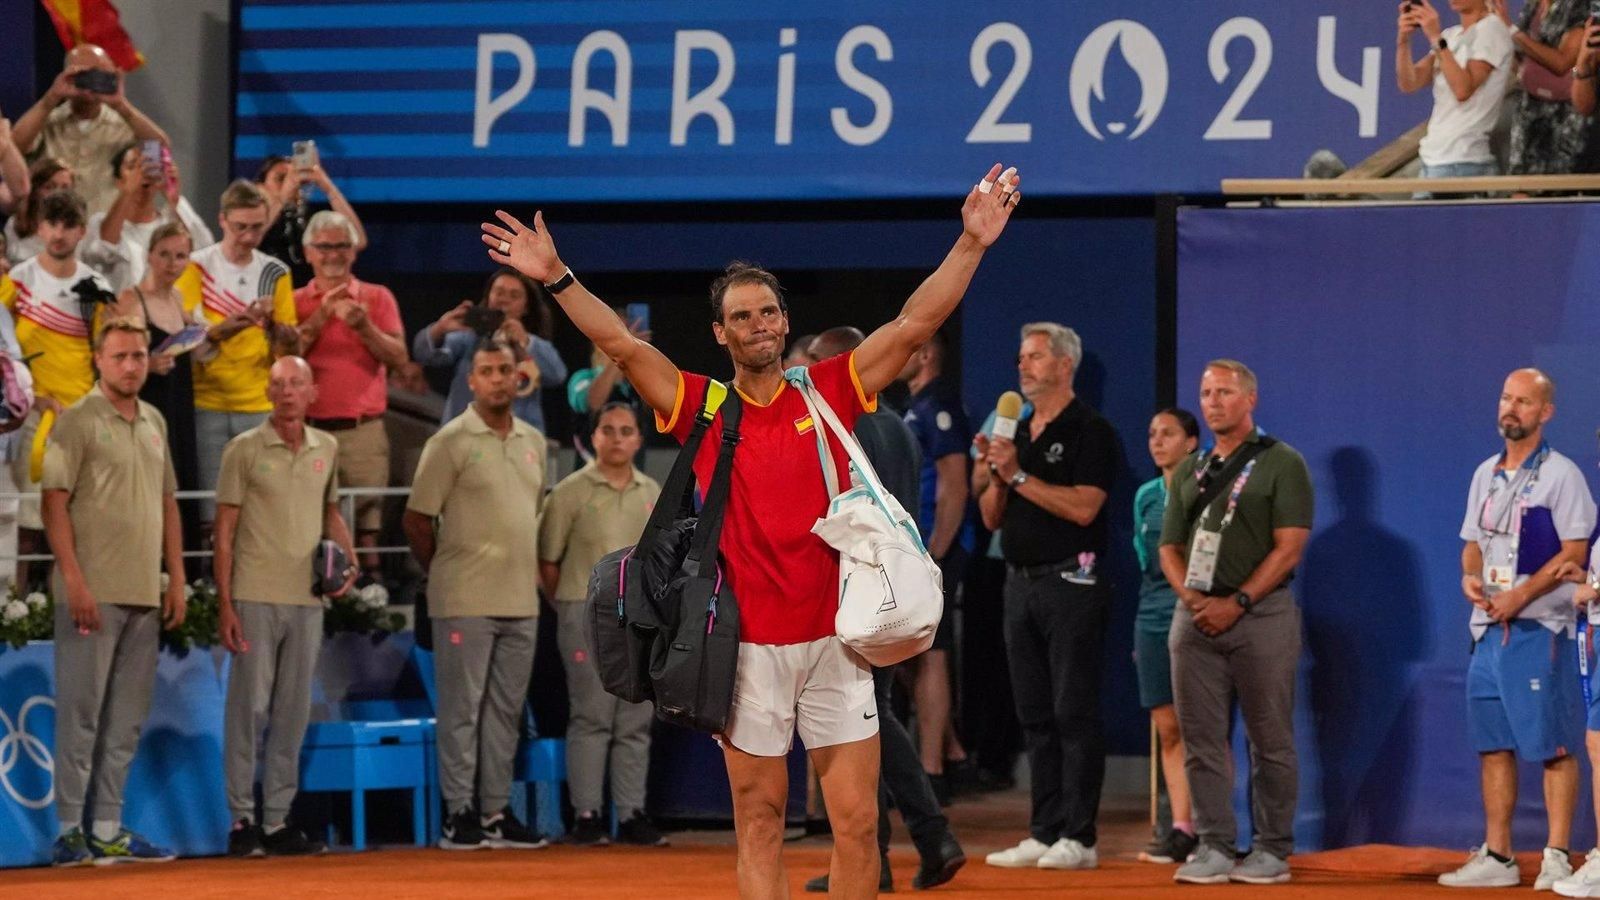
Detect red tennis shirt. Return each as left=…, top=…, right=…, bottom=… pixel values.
left=657, top=351, right=875, bottom=645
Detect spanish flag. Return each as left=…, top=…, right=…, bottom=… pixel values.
left=39, top=0, right=145, bottom=72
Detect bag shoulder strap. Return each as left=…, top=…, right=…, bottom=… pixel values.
left=1185, top=435, right=1278, bottom=528
left=686, top=389, right=742, bottom=575
left=638, top=380, right=728, bottom=551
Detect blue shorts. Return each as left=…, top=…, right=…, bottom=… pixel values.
left=1585, top=625, right=1600, bottom=731
left=1468, top=620, right=1583, bottom=762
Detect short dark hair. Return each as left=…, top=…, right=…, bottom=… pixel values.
left=471, top=337, right=515, bottom=365
left=1155, top=407, right=1201, bottom=440
left=38, top=191, right=87, bottom=229
left=111, top=142, right=138, bottom=180
left=708, top=261, right=786, bottom=323
left=591, top=401, right=641, bottom=434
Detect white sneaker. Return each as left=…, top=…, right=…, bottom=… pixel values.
left=1438, top=844, right=1520, bottom=888
left=985, top=837, right=1051, bottom=868
left=1537, top=847, right=1574, bottom=891
left=1554, top=848, right=1600, bottom=897
left=1037, top=838, right=1098, bottom=870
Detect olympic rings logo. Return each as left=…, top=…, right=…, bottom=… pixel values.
left=0, top=696, right=55, bottom=810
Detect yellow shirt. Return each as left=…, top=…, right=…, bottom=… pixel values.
left=1, top=258, right=110, bottom=405
left=184, top=245, right=297, bottom=413
left=41, top=384, right=177, bottom=607
left=215, top=422, right=339, bottom=606
left=539, top=463, right=659, bottom=602
left=408, top=405, right=546, bottom=618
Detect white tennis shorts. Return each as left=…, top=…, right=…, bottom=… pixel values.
left=721, top=636, right=878, bottom=757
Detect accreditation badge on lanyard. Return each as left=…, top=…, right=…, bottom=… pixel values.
left=1184, top=458, right=1260, bottom=593
left=1479, top=446, right=1549, bottom=596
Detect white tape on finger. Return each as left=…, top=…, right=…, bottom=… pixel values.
left=498, top=240, right=511, bottom=254
left=978, top=179, right=995, bottom=194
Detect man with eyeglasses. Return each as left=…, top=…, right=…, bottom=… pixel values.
left=182, top=179, right=299, bottom=538
left=1436, top=368, right=1594, bottom=890
left=293, top=211, right=404, bottom=580
left=1159, top=359, right=1313, bottom=886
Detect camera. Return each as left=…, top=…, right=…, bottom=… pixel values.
left=463, top=305, right=506, bottom=337
left=72, top=69, right=118, bottom=95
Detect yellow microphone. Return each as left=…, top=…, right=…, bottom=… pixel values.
left=992, top=391, right=1023, bottom=440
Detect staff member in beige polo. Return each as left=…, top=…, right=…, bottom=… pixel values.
left=403, top=337, right=548, bottom=853
left=539, top=401, right=664, bottom=847
left=43, top=316, right=186, bottom=867
left=215, top=355, right=358, bottom=859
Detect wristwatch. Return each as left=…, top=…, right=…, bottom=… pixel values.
left=543, top=267, right=576, bottom=294
left=1009, top=470, right=1029, bottom=488
left=1235, top=590, right=1254, bottom=611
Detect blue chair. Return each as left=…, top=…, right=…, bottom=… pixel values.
left=411, top=645, right=568, bottom=841
left=299, top=718, right=432, bottom=850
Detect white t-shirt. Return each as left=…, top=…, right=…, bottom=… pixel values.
left=1418, top=17, right=1515, bottom=167
left=80, top=197, right=215, bottom=293
left=3, top=217, right=43, bottom=267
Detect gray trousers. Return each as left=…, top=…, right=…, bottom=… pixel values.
left=223, top=602, right=323, bottom=826
left=433, top=615, right=539, bottom=814
left=1169, top=587, right=1301, bottom=859
left=555, top=599, right=654, bottom=816
left=53, top=601, right=159, bottom=825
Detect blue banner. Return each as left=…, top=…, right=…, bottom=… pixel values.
left=235, top=0, right=1433, bottom=201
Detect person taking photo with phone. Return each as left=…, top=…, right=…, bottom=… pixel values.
left=1395, top=0, right=1516, bottom=189
left=80, top=142, right=213, bottom=293
left=12, top=45, right=172, bottom=216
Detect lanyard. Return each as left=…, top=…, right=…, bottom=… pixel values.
left=1478, top=445, right=1549, bottom=566
left=1214, top=458, right=1259, bottom=533
left=1582, top=619, right=1593, bottom=710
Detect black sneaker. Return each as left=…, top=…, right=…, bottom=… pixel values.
left=227, top=818, right=265, bottom=858
left=481, top=807, right=548, bottom=849
left=261, top=824, right=327, bottom=856
left=805, top=856, right=894, bottom=893
left=615, top=812, right=668, bottom=847
left=913, top=833, right=966, bottom=889
left=567, top=812, right=610, bottom=846
left=439, top=808, right=488, bottom=850
left=1138, top=828, right=1198, bottom=864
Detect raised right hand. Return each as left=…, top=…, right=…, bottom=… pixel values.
left=436, top=300, right=474, bottom=334
left=481, top=210, right=563, bottom=284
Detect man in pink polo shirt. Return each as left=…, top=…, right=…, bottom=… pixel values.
left=292, top=210, right=406, bottom=577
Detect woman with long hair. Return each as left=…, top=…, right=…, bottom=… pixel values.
left=1134, top=407, right=1201, bottom=866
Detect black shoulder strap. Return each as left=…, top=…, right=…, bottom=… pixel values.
left=1185, top=435, right=1277, bottom=528
left=636, top=382, right=729, bottom=553
left=686, top=390, right=743, bottom=578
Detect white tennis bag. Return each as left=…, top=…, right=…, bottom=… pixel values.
left=791, top=370, right=943, bottom=667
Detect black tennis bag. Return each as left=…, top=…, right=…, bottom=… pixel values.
left=589, top=381, right=743, bottom=733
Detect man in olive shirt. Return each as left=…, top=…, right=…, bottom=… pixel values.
left=43, top=317, right=186, bottom=866
left=403, top=338, right=548, bottom=852
left=215, top=356, right=358, bottom=858
left=539, top=402, right=663, bottom=847
left=1159, top=360, right=1313, bottom=886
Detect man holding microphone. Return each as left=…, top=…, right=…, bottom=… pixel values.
left=215, top=355, right=358, bottom=857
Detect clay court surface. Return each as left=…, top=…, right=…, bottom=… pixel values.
left=5, top=787, right=1533, bottom=898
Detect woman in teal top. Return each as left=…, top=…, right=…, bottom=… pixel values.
left=1133, top=407, right=1199, bottom=865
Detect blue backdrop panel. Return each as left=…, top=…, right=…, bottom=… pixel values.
left=1178, top=202, right=1600, bottom=852
left=235, top=0, right=1429, bottom=200
left=0, top=644, right=232, bottom=867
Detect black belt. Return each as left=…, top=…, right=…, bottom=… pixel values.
left=1007, top=560, right=1075, bottom=579
left=308, top=415, right=381, bottom=432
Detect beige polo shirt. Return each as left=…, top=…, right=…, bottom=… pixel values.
left=215, top=421, right=340, bottom=606
left=27, top=104, right=136, bottom=215
left=539, top=463, right=660, bottom=602
left=42, top=384, right=176, bottom=607
left=408, top=404, right=546, bottom=618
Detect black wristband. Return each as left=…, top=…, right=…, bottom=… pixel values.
left=1236, top=590, right=1254, bottom=611
left=1437, top=36, right=1449, bottom=51
left=544, top=268, right=575, bottom=294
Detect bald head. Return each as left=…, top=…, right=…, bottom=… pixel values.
left=1508, top=367, right=1555, bottom=403
left=66, top=44, right=115, bottom=72
left=271, top=355, right=314, bottom=381
left=809, top=326, right=866, bottom=361
left=1498, top=367, right=1555, bottom=444
left=267, top=355, right=317, bottom=422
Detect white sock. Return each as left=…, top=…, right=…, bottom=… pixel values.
left=263, top=822, right=285, bottom=836
left=91, top=820, right=119, bottom=842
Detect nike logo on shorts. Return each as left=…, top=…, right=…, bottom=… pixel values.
left=863, top=712, right=876, bottom=720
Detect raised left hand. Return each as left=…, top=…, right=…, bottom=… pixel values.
left=1414, top=0, right=1443, bottom=43
left=961, top=163, right=1022, bottom=247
